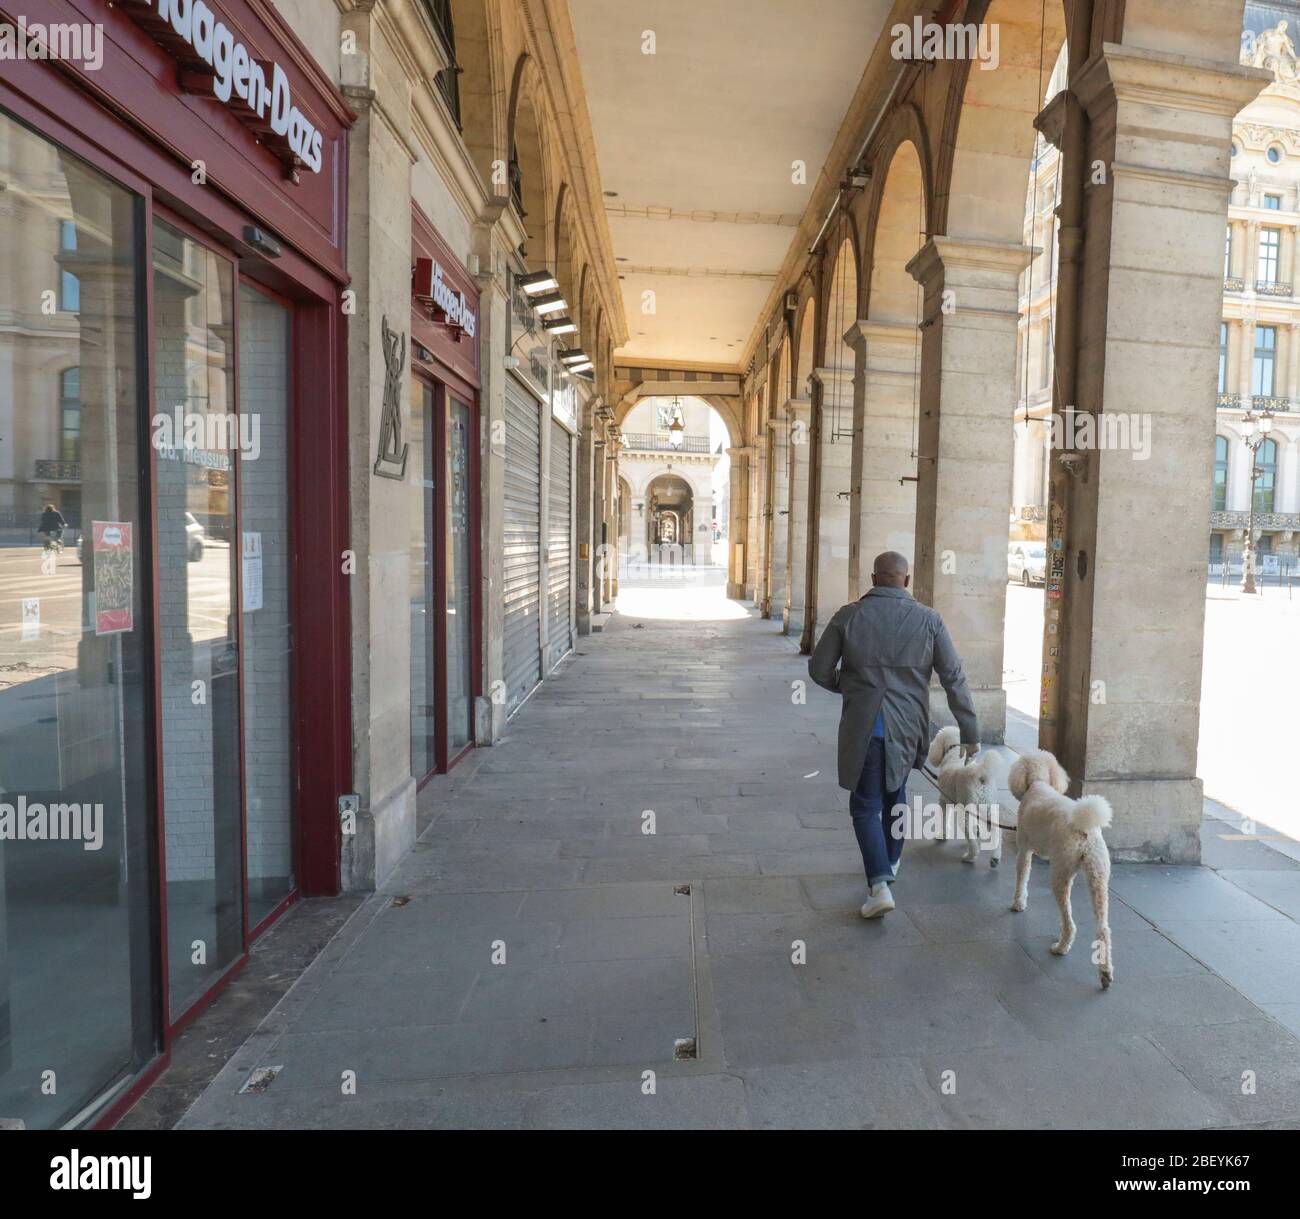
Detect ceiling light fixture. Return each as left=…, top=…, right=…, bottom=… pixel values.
left=542, top=315, right=577, bottom=334
left=531, top=293, right=568, bottom=315
left=558, top=348, right=589, bottom=366
left=517, top=269, right=559, bottom=295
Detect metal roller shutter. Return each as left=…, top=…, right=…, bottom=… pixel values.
left=503, top=377, right=542, bottom=713
left=547, top=421, right=572, bottom=669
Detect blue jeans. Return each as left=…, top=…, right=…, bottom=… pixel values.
left=849, top=738, right=907, bottom=887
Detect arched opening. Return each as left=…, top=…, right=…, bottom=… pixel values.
left=615, top=395, right=740, bottom=620
left=507, top=60, right=547, bottom=262
left=782, top=298, right=817, bottom=637
left=857, top=136, right=927, bottom=588
left=809, top=231, right=858, bottom=637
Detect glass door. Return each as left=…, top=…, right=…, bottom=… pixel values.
left=152, top=220, right=244, bottom=1019
left=410, top=379, right=437, bottom=781
left=237, top=283, right=296, bottom=929
left=445, top=394, right=474, bottom=759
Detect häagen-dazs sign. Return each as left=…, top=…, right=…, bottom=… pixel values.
left=116, top=0, right=324, bottom=173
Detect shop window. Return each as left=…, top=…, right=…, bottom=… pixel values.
left=152, top=219, right=244, bottom=1019
left=410, top=379, right=436, bottom=781
left=0, top=106, right=157, bottom=1130
left=238, top=284, right=296, bottom=928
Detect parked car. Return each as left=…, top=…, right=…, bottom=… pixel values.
left=185, top=511, right=205, bottom=562
left=1008, top=541, right=1046, bottom=586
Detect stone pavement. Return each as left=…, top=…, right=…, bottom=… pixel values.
left=178, top=578, right=1300, bottom=1129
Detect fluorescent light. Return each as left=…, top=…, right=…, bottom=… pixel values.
left=532, top=293, right=568, bottom=315
left=558, top=348, right=589, bottom=365
left=568, top=360, right=593, bottom=373
left=542, top=315, right=577, bottom=334
left=518, top=269, right=559, bottom=295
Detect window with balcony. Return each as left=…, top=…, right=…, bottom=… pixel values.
left=1255, top=437, right=1277, bottom=512
left=1258, top=227, right=1281, bottom=283
left=1213, top=435, right=1228, bottom=511
left=1253, top=325, right=1277, bottom=396
left=1265, top=193, right=1283, bottom=210
left=1225, top=226, right=1233, bottom=277
left=1218, top=322, right=1228, bottom=394
left=423, top=0, right=462, bottom=131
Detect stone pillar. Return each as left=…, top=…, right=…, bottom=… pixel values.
left=846, top=319, right=920, bottom=599
left=809, top=365, right=854, bottom=640
left=726, top=446, right=751, bottom=598
left=1245, top=219, right=1259, bottom=287
left=1048, top=44, right=1267, bottom=862
left=907, top=237, right=1034, bottom=745
left=765, top=410, right=790, bottom=616
left=746, top=423, right=767, bottom=600
left=1289, top=323, right=1300, bottom=402
left=575, top=396, right=596, bottom=634
left=783, top=398, right=811, bottom=635
left=1239, top=314, right=1255, bottom=399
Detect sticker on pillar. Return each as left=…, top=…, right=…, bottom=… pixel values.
left=92, top=522, right=133, bottom=635
left=242, top=532, right=264, bottom=613
left=21, top=598, right=40, bottom=641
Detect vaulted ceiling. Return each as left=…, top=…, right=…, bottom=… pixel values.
left=568, top=0, right=893, bottom=367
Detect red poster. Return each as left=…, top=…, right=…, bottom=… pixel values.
left=92, top=521, right=134, bottom=635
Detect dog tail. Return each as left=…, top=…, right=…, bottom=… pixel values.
left=1070, top=795, right=1113, bottom=835
left=927, top=725, right=960, bottom=768
left=970, top=748, right=1008, bottom=789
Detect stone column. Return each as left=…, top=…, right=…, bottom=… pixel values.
left=766, top=408, right=790, bottom=617
left=1049, top=43, right=1267, bottom=862
left=907, top=237, right=1034, bottom=745
left=1289, top=323, right=1300, bottom=403
left=783, top=398, right=811, bottom=636
left=846, top=319, right=920, bottom=599
left=746, top=426, right=767, bottom=600
left=809, top=365, right=854, bottom=640
left=1245, top=219, right=1259, bottom=288
left=726, top=445, right=750, bottom=598
left=575, top=396, right=596, bottom=634
left=1239, top=314, right=1255, bottom=399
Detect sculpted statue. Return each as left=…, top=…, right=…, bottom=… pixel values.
left=1244, top=21, right=1300, bottom=80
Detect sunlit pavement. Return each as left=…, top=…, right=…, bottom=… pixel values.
left=1003, top=582, right=1300, bottom=844
left=178, top=575, right=1300, bottom=1130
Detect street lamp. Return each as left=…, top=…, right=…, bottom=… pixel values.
left=667, top=396, right=685, bottom=449
left=1240, top=408, right=1274, bottom=595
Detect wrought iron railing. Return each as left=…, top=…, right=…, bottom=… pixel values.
left=1224, top=276, right=1245, bottom=292
left=34, top=459, right=81, bottom=481
left=621, top=432, right=712, bottom=454
left=1256, top=280, right=1293, bottom=296
left=1211, top=509, right=1300, bottom=529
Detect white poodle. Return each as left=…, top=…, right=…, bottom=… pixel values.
left=1007, top=749, right=1115, bottom=989
left=925, top=726, right=1008, bottom=867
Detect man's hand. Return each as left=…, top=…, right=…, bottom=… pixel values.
left=960, top=743, right=979, bottom=759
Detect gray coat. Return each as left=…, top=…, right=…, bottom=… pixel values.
left=808, top=587, right=980, bottom=792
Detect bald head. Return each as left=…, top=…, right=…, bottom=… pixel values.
left=871, top=550, right=910, bottom=589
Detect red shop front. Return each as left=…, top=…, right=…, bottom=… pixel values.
left=0, top=0, right=352, bottom=1127
left=408, top=206, right=482, bottom=784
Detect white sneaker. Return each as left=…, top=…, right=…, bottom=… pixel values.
left=860, top=882, right=895, bottom=919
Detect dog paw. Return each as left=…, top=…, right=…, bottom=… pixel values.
left=1051, top=940, right=1073, bottom=955
left=990, top=856, right=1000, bottom=868
left=1100, top=969, right=1113, bottom=990
left=1010, top=899, right=1025, bottom=913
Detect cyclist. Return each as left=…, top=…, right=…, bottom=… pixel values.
left=38, top=502, right=67, bottom=554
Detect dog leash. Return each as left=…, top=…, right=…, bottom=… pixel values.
left=920, top=762, right=1018, bottom=832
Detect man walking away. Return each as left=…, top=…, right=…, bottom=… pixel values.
left=808, top=551, right=979, bottom=918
